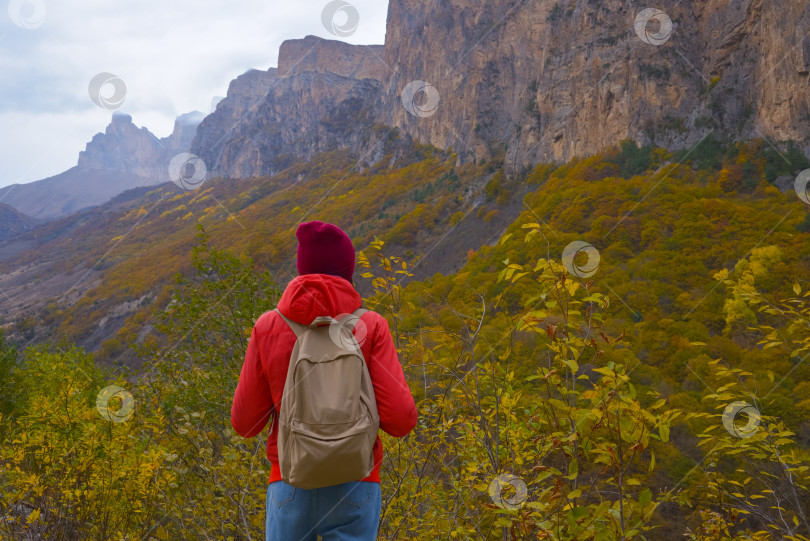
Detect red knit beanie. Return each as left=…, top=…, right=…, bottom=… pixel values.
left=296, top=221, right=356, bottom=283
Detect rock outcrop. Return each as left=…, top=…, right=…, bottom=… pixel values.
left=278, top=35, right=387, bottom=80
left=191, top=69, right=278, bottom=176
left=163, top=111, right=207, bottom=155
left=1, top=111, right=205, bottom=220
left=192, top=1, right=810, bottom=178
left=192, top=37, right=389, bottom=178
left=78, top=113, right=166, bottom=179
left=379, top=0, right=810, bottom=168
left=79, top=111, right=205, bottom=180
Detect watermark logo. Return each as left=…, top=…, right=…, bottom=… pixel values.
left=8, top=0, right=46, bottom=29
left=561, top=241, right=600, bottom=279
left=488, top=473, right=528, bottom=510
left=722, top=401, right=761, bottom=438
left=88, top=73, right=127, bottom=110
left=96, top=385, right=134, bottom=423
left=795, top=169, right=810, bottom=205
left=169, top=153, right=207, bottom=191
left=634, top=8, right=673, bottom=45
left=329, top=312, right=368, bottom=348
left=321, top=0, right=359, bottom=37
left=401, top=80, right=440, bottom=118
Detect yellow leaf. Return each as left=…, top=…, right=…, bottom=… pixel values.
left=26, top=509, right=40, bottom=524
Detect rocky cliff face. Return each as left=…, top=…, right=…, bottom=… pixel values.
left=192, top=38, right=390, bottom=178
left=1, top=111, right=205, bottom=221
left=380, top=0, right=810, bottom=168
left=78, top=113, right=165, bottom=179
left=278, top=35, right=387, bottom=80
left=79, top=111, right=205, bottom=181
left=162, top=111, right=207, bottom=155
left=191, top=69, right=278, bottom=176
left=193, top=0, right=810, bottom=179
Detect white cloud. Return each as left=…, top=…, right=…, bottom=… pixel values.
left=0, top=111, right=103, bottom=186
left=0, top=0, right=388, bottom=188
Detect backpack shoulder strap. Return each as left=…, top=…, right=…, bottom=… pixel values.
left=347, top=308, right=369, bottom=331
left=274, top=309, right=306, bottom=338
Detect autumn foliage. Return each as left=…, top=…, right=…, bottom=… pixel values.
left=1, top=138, right=809, bottom=539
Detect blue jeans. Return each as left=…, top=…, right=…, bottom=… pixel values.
left=265, top=480, right=381, bottom=541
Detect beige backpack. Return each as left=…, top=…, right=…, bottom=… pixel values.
left=275, top=308, right=379, bottom=489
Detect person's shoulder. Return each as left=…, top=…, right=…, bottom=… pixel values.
left=253, top=310, right=285, bottom=335
left=359, top=309, right=391, bottom=332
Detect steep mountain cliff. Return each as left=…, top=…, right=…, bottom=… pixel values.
left=78, top=111, right=205, bottom=180
left=5, top=1, right=807, bottom=219
left=192, top=0, right=810, bottom=178
left=191, top=37, right=390, bottom=178
left=380, top=0, right=810, bottom=167
left=77, top=113, right=165, bottom=178
left=0, top=111, right=204, bottom=220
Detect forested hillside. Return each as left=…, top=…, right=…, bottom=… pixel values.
left=2, top=136, right=809, bottom=539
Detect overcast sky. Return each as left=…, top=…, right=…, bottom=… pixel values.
left=0, top=0, right=388, bottom=189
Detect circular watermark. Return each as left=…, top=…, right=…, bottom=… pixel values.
left=96, top=385, right=134, bottom=423
left=722, top=401, right=761, bottom=438
left=88, top=73, right=127, bottom=110
left=488, top=473, right=528, bottom=510
left=795, top=169, right=810, bottom=205
left=634, top=8, right=673, bottom=46
left=401, top=80, right=440, bottom=118
left=329, top=312, right=368, bottom=349
left=321, top=0, right=359, bottom=37
left=8, top=0, right=46, bottom=29
left=561, top=241, right=600, bottom=279
left=169, top=153, right=207, bottom=191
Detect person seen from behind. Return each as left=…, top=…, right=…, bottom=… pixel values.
left=231, top=220, right=418, bottom=541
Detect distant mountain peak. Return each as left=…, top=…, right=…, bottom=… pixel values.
left=111, top=112, right=133, bottom=124
left=176, top=111, right=206, bottom=126
left=78, top=115, right=164, bottom=177
left=1, top=110, right=207, bottom=220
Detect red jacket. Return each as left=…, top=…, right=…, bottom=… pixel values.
left=231, top=274, right=418, bottom=484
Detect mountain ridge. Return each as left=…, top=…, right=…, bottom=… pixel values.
left=189, top=0, right=810, bottom=179
left=0, top=203, right=38, bottom=244
left=0, top=111, right=204, bottom=221
left=8, top=1, right=809, bottom=221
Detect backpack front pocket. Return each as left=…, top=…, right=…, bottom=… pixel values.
left=284, top=416, right=375, bottom=489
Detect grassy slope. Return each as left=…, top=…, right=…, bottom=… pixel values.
left=3, top=141, right=522, bottom=361
left=1, top=134, right=809, bottom=535
left=391, top=141, right=810, bottom=533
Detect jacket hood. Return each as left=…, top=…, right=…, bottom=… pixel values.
left=276, top=274, right=362, bottom=325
